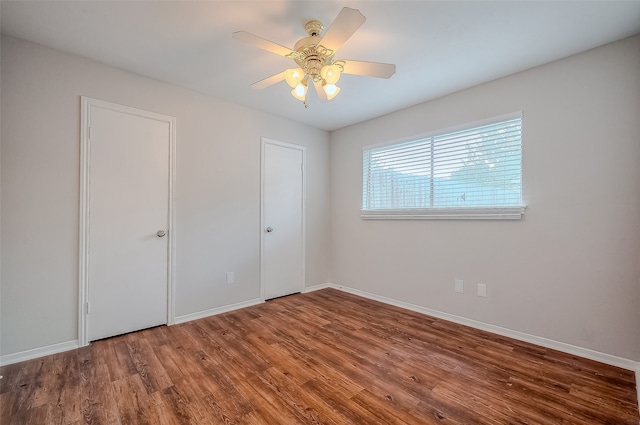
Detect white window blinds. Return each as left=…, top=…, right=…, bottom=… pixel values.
left=362, top=114, right=524, bottom=219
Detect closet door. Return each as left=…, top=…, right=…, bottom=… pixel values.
left=85, top=99, right=172, bottom=341
left=261, top=138, right=305, bottom=300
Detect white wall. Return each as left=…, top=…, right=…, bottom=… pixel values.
left=0, top=36, right=330, bottom=357
left=330, top=35, right=640, bottom=361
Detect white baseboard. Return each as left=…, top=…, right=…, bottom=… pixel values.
left=0, top=298, right=264, bottom=366
left=0, top=340, right=79, bottom=366
left=2, top=282, right=638, bottom=404
left=303, top=283, right=332, bottom=293
left=174, top=298, right=263, bottom=324
left=326, top=283, right=640, bottom=372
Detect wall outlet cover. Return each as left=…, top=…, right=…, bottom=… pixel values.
left=455, top=279, right=464, bottom=293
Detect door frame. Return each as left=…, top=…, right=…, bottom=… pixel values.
left=260, top=137, right=306, bottom=301
left=78, top=96, right=176, bottom=346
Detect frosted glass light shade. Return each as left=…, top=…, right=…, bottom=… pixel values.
left=320, top=64, right=341, bottom=85
left=284, top=68, right=304, bottom=88
left=323, top=83, right=340, bottom=100
left=291, top=80, right=308, bottom=101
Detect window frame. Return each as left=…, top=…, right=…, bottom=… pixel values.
left=361, top=112, right=526, bottom=220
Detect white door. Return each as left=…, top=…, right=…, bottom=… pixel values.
left=85, top=100, right=173, bottom=341
left=261, top=139, right=305, bottom=300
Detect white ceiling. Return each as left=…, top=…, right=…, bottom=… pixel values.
left=2, top=1, right=639, bottom=131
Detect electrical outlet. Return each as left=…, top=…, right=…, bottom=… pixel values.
left=454, top=279, right=464, bottom=293
left=226, top=272, right=235, bottom=284
left=477, top=283, right=487, bottom=297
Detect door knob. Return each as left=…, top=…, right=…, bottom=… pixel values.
left=265, top=227, right=273, bottom=233
left=157, top=230, right=166, bottom=237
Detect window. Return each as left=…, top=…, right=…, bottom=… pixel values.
left=362, top=113, right=524, bottom=219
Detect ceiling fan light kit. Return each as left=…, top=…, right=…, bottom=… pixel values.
left=291, top=78, right=309, bottom=101
left=323, top=82, right=340, bottom=100
left=284, top=68, right=304, bottom=88
left=233, top=7, right=396, bottom=107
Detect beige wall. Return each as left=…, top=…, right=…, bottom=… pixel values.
left=0, top=36, right=330, bottom=356
left=330, top=35, right=640, bottom=361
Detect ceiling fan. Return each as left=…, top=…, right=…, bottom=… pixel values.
left=232, top=7, right=396, bottom=106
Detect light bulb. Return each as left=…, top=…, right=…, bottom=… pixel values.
left=323, top=83, right=340, bottom=101
left=291, top=80, right=308, bottom=101
left=284, top=68, right=304, bottom=88
left=320, top=64, right=341, bottom=85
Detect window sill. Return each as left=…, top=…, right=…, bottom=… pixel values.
left=360, top=206, right=526, bottom=220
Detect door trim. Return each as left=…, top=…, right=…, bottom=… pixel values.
left=260, top=137, right=306, bottom=301
left=78, top=96, right=176, bottom=346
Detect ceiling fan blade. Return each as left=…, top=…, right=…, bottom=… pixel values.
left=342, top=60, right=396, bottom=78
left=313, top=79, right=329, bottom=103
left=318, top=7, right=366, bottom=54
left=250, top=71, right=286, bottom=90
left=232, top=31, right=295, bottom=57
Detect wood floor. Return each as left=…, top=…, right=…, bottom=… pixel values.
left=1, top=288, right=638, bottom=424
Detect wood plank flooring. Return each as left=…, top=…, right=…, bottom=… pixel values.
left=1, top=288, right=638, bottom=424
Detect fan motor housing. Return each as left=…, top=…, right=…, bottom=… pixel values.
left=293, top=35, right=333, bottom=81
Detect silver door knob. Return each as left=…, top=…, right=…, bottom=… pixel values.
left=265, top=227, right=273, bottom=233
left=157, top=230, right=166, bottom=237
